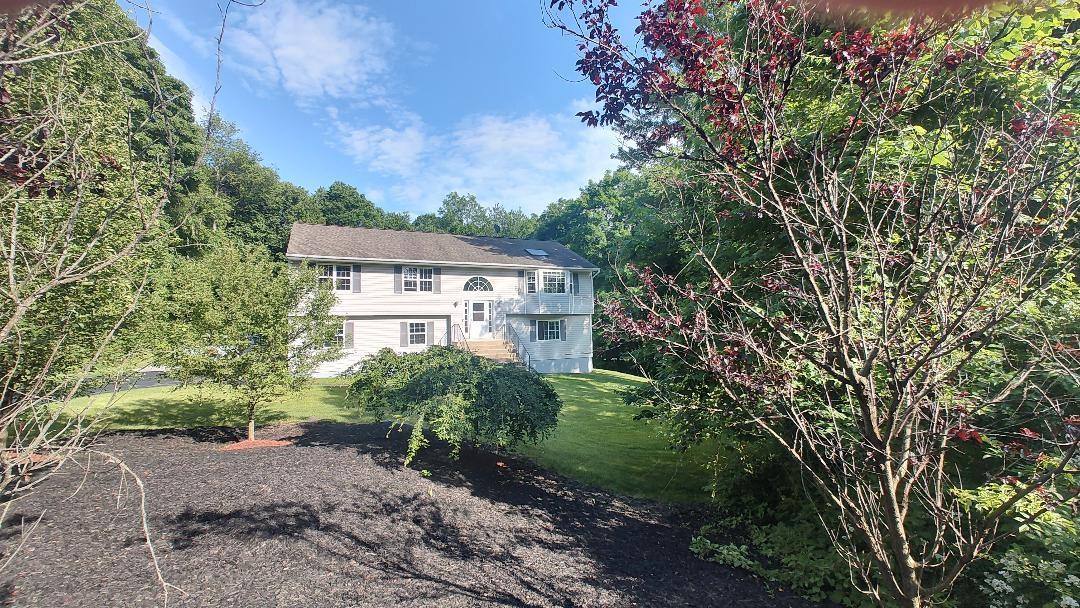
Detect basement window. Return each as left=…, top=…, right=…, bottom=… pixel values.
left=537, top=319, right=561, bottom=341
left=408, top=322, right=427, bottom=345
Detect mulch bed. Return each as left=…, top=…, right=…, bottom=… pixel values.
left=0, top=421, right=820, bottom=607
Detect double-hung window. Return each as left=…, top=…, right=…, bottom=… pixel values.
left=526, top=271, right=538, bottom=294
left=408, top=322, right=427, bottom=345
left=318, top=265, right=334, bottom=288
left=319, top=264, right=351, bottom=291
left=537, top=319, right=561, bottom=341
left=403, top=266, right=434, bottom=292
left=541, top=271, right=566, bottom=294
left=322, top=323, right=345, bottom=348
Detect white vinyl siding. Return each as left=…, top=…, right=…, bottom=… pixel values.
left=309, top=316, right=450, bottom=376
left=509, top=314, right=592, bottom=370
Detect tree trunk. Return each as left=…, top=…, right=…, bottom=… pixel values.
left=247, top=413, right=255, bottom=442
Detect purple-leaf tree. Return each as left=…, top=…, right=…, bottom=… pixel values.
left=550, top=1, right=1079, bottom=606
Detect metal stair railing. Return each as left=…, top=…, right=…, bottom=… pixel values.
left=502, top=323, right=533, bottom=371
left=451, top=323, right=470, bottom=353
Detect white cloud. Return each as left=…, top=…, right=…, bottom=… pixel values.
left=336, top=109, right=621, bottom=213
left=158, top=10, right=213, bottom=58
left=338, top=116, right=428, bottom=175
left=228, top=0, right=394, bottom=102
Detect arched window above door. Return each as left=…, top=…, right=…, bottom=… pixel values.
left=463, top=276, right=493, bottom=292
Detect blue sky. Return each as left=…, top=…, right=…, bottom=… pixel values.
left=132, top=0, right=625, bottom=216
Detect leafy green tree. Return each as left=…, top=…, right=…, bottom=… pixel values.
left=414, top=192, right=537, bottom=237
left=203, top=121, right=296, bottom=253
left=310, top=181, right=384, bottom=228
left=534, top=169, right=686, bottom=370
left=535, top=169, right=680, bottom=291
left=0, top=0, right=198, bottom=512
left=488, top=203, right=538, bottom=238
left=411, top=212, right=442, bottom=233
left=152, top=241, right=341, bottom=441
left=433, top=191, right=490, bottom=234
left=379, top=210, right=415, bottom=230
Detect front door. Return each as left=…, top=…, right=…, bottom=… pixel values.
left=468, top=300, right=492, bottom=340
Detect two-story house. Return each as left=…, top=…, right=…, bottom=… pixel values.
left=285, top=223, right=599, bottom=377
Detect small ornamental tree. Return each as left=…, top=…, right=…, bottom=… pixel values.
left=349, top=347, right=561, bottom=465
left=154, top=241, right=341, bottom=441
left=550, top=1, right=1079, bottom=607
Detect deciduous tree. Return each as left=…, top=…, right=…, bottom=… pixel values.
left=152, top=241, right=341, bottom=441
left=551, top=1, right=1080, bottom=606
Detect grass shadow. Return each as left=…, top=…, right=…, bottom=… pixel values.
left=101, top=394, right=290, bottom=432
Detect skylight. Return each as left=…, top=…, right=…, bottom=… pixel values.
left=525, top=248, right=549, bottom=256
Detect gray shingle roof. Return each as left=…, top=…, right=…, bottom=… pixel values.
left=286, top=223, right=598, bottom=269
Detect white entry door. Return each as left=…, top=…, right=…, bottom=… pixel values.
left=468, top=300, right=492, bottom=340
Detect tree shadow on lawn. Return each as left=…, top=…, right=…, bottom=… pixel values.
left=102, top=395, right=288, bottom=439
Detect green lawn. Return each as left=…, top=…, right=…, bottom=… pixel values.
left=67, top=378, right=368, bottom=430
left=520, top=370, right=714, bottom=502
left=69, top=370, right=713, bottom=502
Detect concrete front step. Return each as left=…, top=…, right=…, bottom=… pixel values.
left=456, top=341, right=513, bottom=354
left=453, top=341, right=519, bottom=363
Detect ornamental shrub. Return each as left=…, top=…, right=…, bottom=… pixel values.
left=348, top=347, right=561, bottom=465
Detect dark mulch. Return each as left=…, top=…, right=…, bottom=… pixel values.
left=0, top=422, right=819, bottom=607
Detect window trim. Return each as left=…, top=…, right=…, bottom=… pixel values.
left=318, top=264, right=351, bottom=291
left=324, top=323, right=345, bottom=348
left=541, top=270, right=566, bottom=294
left=463, top=276, right=493, bottom=292
left=525, top=271, right=538, bottom=294
left=402, top=266, right=434, bottom=293
left=536, top=319, right=561, bottom=341
left=408, top=321, right=427, bottom=345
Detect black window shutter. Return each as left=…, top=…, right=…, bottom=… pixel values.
left=352, top=265, right=362, bottom=293
left=517, top=270, right=525, bottom=294
left=394, top=265, right=403, bottom=293
left=572, top=272, right=580, bottom=295
left=559, top=319, right=567, bottom=341
left=530, top=320, right=537, bottom=342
